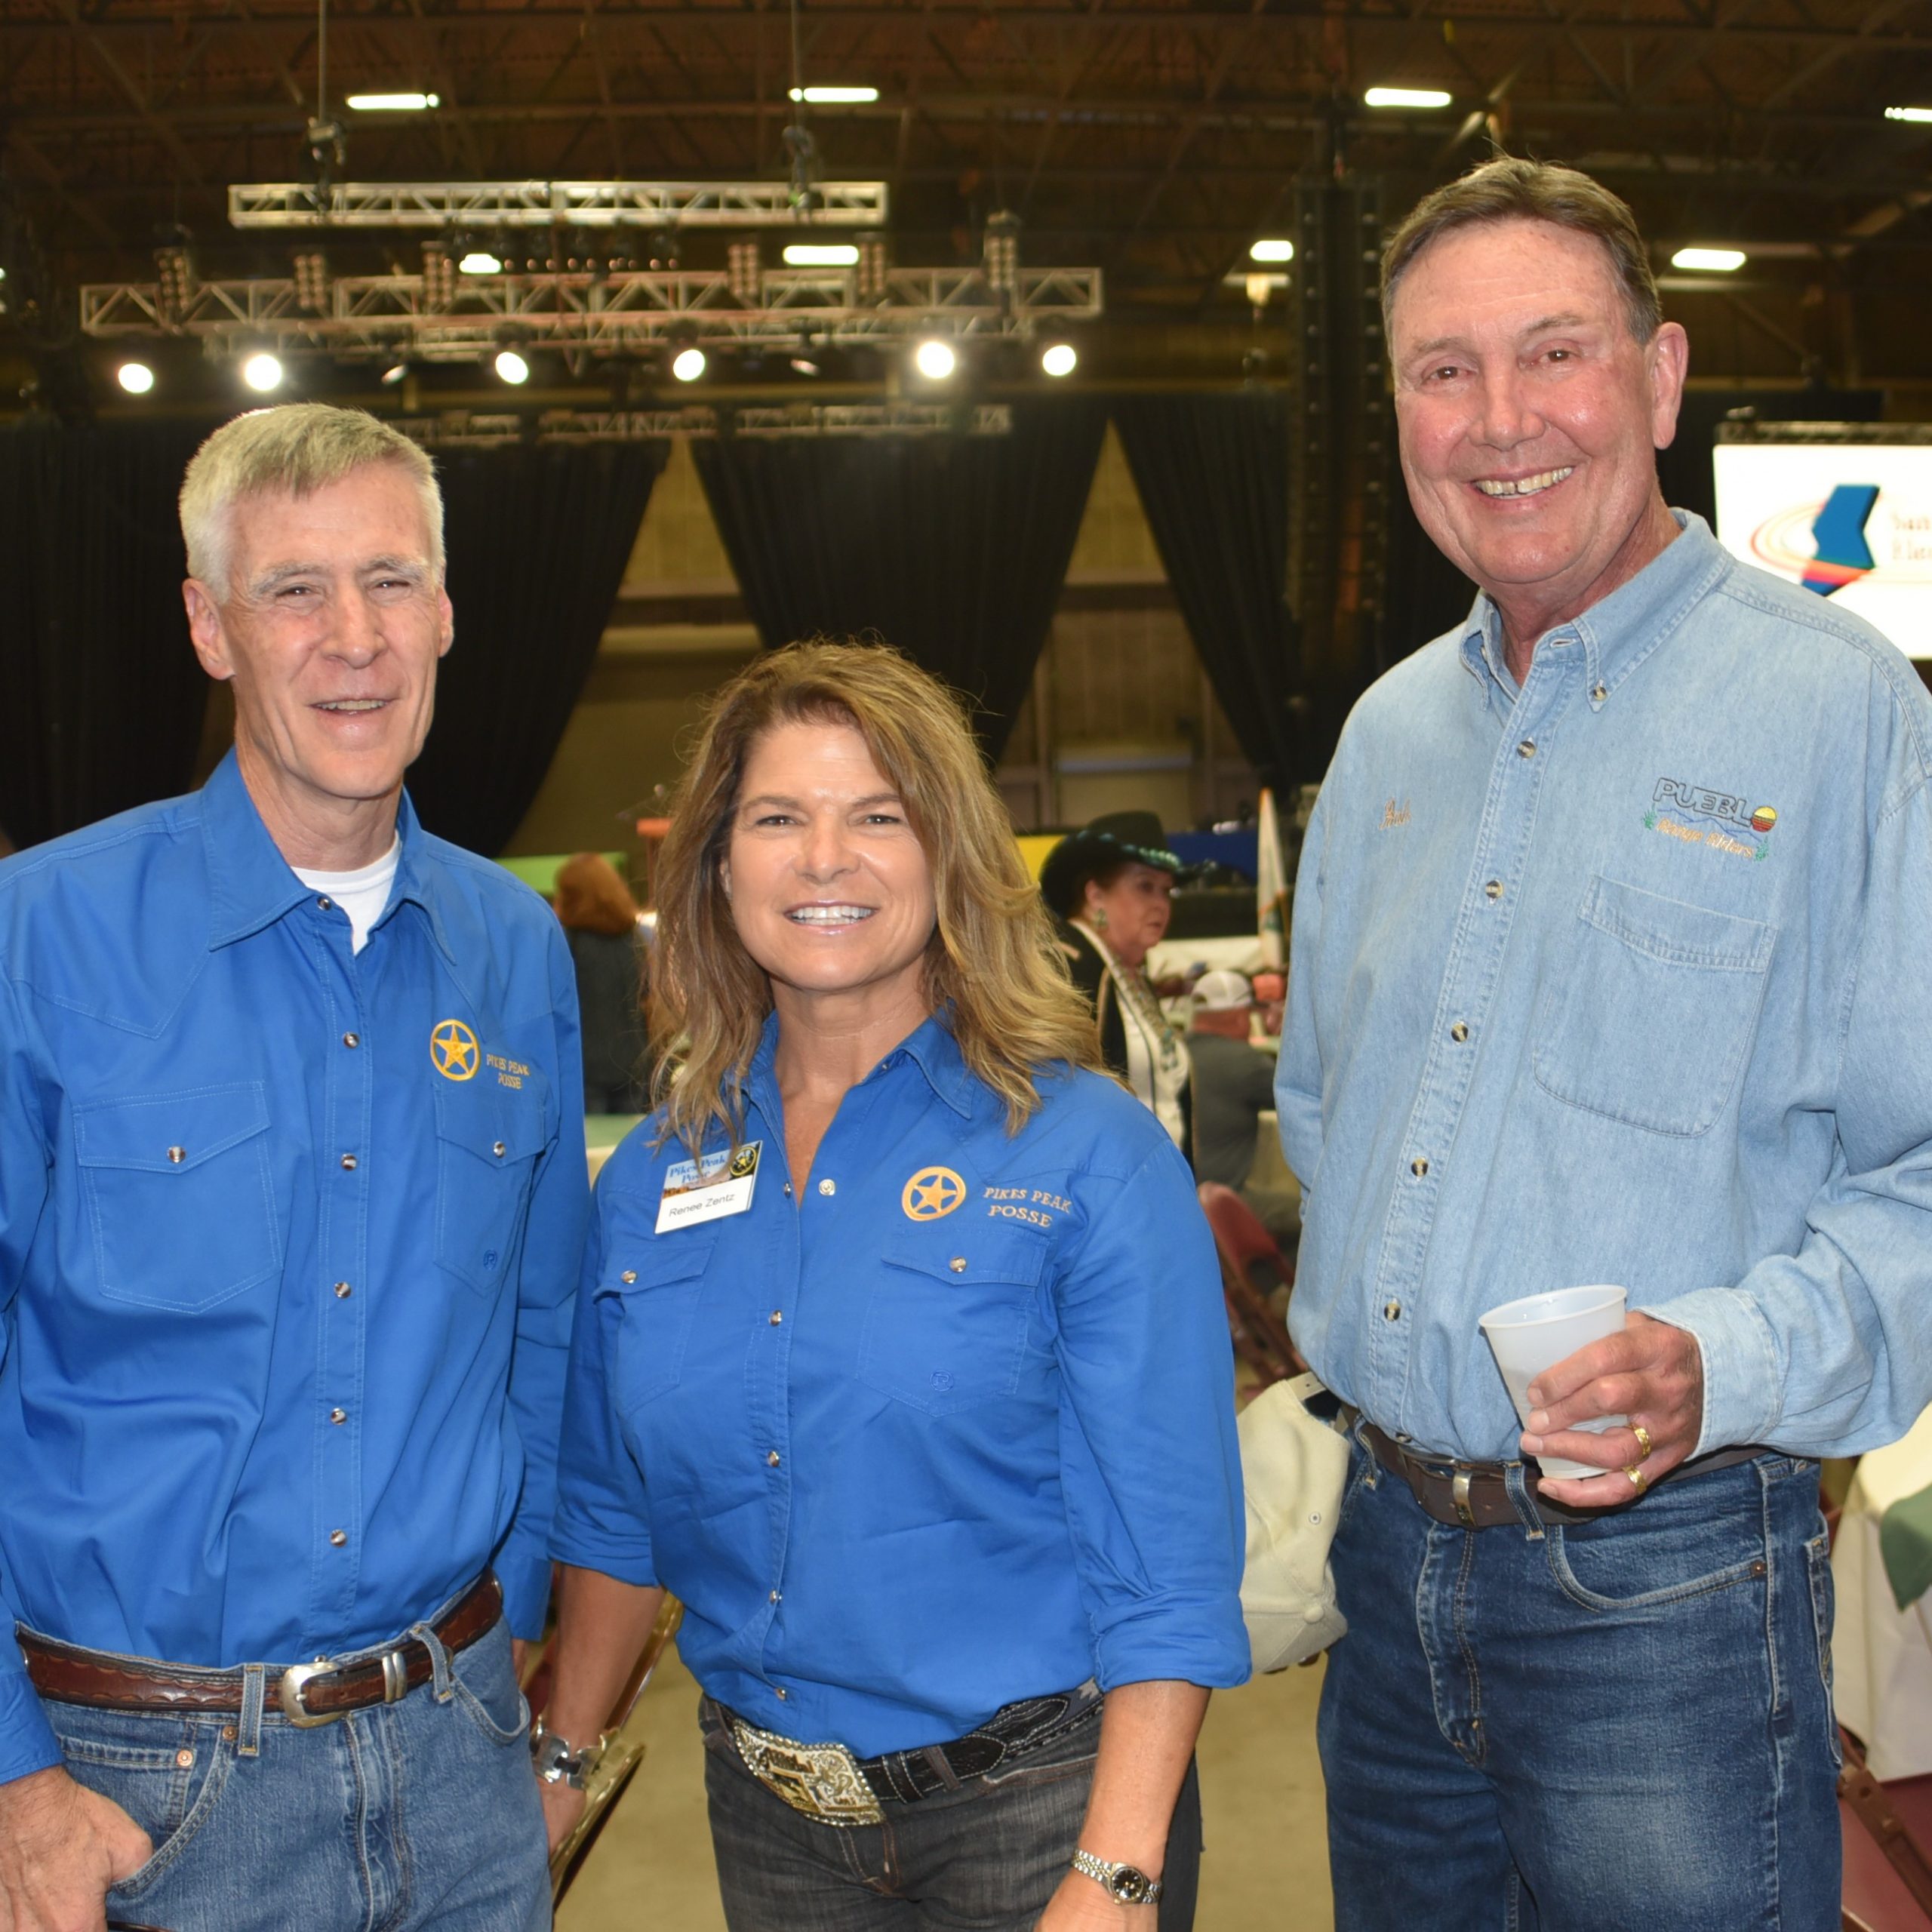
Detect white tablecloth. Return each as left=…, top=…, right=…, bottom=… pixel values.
left=1832, top=1405, right=1932, bottom=1780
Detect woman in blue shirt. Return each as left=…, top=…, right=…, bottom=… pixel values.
left=540, top=642, right=1248, bottom=1930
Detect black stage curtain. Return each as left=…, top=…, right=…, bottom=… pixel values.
left=1109, top=395, right=1301, bottom=790
left=408, top=440, right=668, bottom=857
left=691, top=402, right=1108, bottom=760
left=0, top=420, right=214, bottom=850
left=1381, top=480, right=1478, bottom=671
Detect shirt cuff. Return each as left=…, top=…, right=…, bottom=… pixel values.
left=494, top=1543, right=558, bottom=1642
left=1647, top=1287, right=1782, bottom=1460
left=1091, top=1599, right=1253, bottom=1694
left=549, top=1515, right=659, bottom=1589
left=0, top=1665, right=61, bottom=1789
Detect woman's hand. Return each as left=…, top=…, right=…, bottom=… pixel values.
left=1035, top=1870, right=1157, bottom=1929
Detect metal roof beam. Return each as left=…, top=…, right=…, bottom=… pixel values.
left=226, top=178, right=890, bottom=229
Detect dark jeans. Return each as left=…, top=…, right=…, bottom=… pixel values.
left=699, top=1696, right=1201, bottom=1932
left=1321, top=1438, right=1841, bottom=1931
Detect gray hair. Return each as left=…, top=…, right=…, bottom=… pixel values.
left=1382, top=156, right=1662, bottom=345
left=179, top=404, right=444, bottom=601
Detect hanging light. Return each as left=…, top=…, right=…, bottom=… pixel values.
left=1249, top=238, right=1295, bottom=264
left=1040, top=342, right=1077, bottom=378
left=1364, top=86, right=1453, bottom=109
left=1670, top=247, right=1747, bottom=272
left=346, top=91, right=439, bottom=112
left=115, top=360, right=156, bottom=395
left=672, top=346, right=707, bottom=383
left=782, top=243, right=860, bottom=267
left=460, top=250, right=503, bottom=275
left=913, top=338, right=956, bottom=381
left=787, top=85, right=878, bottom=104
left=242, top=352, right=284, bottom=392
left=494, top=348, right=531, bottom=384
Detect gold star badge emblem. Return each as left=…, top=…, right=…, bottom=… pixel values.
left=901, top=1166, right=967, bottom=1221
left=429, top=1019, right=480, bottom=1081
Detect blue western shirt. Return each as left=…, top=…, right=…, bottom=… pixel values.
left=1278, top=513, right=1932, bottom=1465
left=552, top=1014, right=1249, bottom=1758
left=0, top=753, right=587, bottom=1783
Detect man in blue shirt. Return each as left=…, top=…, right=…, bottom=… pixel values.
left=0, top=405, right=586, bottom=1932
left=1279, top=158, right=1932, bottom=1928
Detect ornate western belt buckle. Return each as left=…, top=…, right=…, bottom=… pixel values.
left=277, top=1646, right=408, bottom=1727
left=730, top=1718, right=884, bottom=1827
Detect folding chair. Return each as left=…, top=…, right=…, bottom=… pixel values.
left=1198, top=1181, right=1303, bottom=1386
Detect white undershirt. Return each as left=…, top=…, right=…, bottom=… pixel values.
left=294, top=839, right=401, bottom=954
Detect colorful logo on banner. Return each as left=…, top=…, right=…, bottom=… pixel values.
left=1750, top=483, right=1883, bottom=598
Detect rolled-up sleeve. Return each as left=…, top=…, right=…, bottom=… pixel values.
left=0, top=973, right=60, bottom=1785
left=550, top=1180, right=660, bottom=1586
left=1052, top=1137, right=1250, bottom=1692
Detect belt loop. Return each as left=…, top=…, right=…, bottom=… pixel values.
left=410, top=1620, right=455, bottom=1703
left=237, top=1663, right=267, bottom=1757
left=1503, top=1462, right=1546, bottom=1540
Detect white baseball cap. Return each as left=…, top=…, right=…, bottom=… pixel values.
left=1190, top=968, right=1254, bottom=1011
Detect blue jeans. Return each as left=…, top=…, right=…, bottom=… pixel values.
left=1320, top=1440, right=1841, bottom=1931
left=698, top=1696, right=1202, bottom=1931
left=43, top=1606, right=549, bottom=1932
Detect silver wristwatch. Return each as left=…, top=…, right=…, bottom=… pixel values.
left=529, top=1717, right=592, bottom=1789
left=1071, top=1848, right=1164, bottom=1906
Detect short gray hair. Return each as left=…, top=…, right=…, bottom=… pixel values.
left=179, top=404, right=444, bottom=601
left=1383, top=156, right=1662, bottom=345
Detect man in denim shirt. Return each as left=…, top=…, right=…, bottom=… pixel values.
left=1278, top=157, right=1932, bottom=1928
left=0, top=407, right=584, bottom=1931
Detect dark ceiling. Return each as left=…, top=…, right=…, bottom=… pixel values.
left=7, top=0, right=1932, bottom=403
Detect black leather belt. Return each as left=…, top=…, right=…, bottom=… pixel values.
left=715, top=1681, right=1104, bottom=1827
left=1362, top=1423, right=1764, bottom=1529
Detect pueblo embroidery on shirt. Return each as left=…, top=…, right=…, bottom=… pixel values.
left=1643, top=777, right=1777, bottom=862
left=657, top=1142, right=761, bottom=1232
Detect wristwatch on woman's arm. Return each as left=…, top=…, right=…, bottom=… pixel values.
left=1071, top=1849, right=1164, bottom=1905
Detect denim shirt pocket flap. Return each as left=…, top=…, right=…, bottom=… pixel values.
left=860, top=1234, right=1049, bottom=1416
left=75, top=1084, right=281, bottom=1312
left=1533, top=875, right=1777, bottom=1139
left=432, top=1075, right=552, bottom=1295
left=603, top=1234, right=717, bottom=1410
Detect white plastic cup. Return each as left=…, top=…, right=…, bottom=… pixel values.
left=1478, top=1284, right=1629, bottom=1480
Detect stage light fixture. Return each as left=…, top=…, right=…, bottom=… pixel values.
left=1364, top=86, right=1452, bottom=109
left=494, top=348, right=531, bottom=385
left=346, top=92, right=440, bottom=112
left=1249, top=238, right=1295, bottom=264
left=787, top=86, right=878, bottom=103
left=672, top=346, right=708, bottom=383
left=1041, top=342, right=1077, bottom=378
left=1886, top=106, right=1932, bottom=123
left=1671, top=247, right=1746, bottom=272
left=242, top=352, right=284, bottom=392
left=116, top=360, right=155, bottom=395
left=913, top=338, right=957, bottom=382
left=460, top=250, right=503, bottom=275
left=783, top=243, right=860, bottom=267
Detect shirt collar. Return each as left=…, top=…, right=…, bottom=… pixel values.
left=1457, top=511, right=1730, bottom=706
left=748, top=1006, right=980, bottom=1124
left=202, top=750, right=455, bottom=964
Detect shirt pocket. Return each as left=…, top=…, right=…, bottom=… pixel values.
left=75, top=1083, right=281, bottom=1312
left=604, top=1234, right=716, bottom=1411
left=1531, top=874, right=1775, bottom=1138
left=858, top=1237, right=1049, bottom=1417
left=433, top=1072, right=552, bottom=1296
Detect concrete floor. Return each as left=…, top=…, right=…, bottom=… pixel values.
left=557, top=1647, right=1334, bottom=1930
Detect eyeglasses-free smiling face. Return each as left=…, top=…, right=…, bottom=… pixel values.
left=1389, top=217, right=1688, bottom=652
left=723, top=715, right=939, bottom=1022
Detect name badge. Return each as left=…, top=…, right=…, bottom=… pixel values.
left=657, top=1141, right=763, bottom=1233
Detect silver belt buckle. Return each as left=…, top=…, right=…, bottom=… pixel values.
left=730, top=1718, right=884, bottom=1827
left=277, top=1647, right=409, bottom=1727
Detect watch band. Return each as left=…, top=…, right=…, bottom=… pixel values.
left=1071, top=1848, right=1164, bottom=1905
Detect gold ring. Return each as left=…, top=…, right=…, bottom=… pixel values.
left=1630, top=1422, right=1654, bottom=1462
left=1623, top=1465, right=1648, bottom=1496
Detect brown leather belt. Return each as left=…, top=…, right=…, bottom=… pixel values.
left=20, top=1571, right=501, bottom=1727
left=1361, top=1424, right=1764, bottom=1530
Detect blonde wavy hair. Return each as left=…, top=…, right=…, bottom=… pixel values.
left=651, top=641, right=1104, bottom=1153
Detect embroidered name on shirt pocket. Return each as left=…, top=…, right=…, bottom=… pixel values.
left=75, top=1083, right=281, bottom=1312
left=601, top=1232, right=716, bottom=1411
left=859, top=1238, right=1048, bottom=1417
left=433, top=1071, right=551, bottom=1295
left=1532, top=874, right=1775, bottom=1138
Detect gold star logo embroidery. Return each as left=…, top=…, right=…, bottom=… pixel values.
left=901, top=1167, right=967, bottom=1221
left=429, top=1019, right=481, bottom=1081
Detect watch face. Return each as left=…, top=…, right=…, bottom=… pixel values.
left=1109, top=1869, right=1153, bottom=1904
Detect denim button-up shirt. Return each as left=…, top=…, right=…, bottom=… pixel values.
left=0, top=754, right=586, bottom=1783
left=1278, top=513, right=1932, bottom=1466
left=552, top=1014, right=1249, bottom=1759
